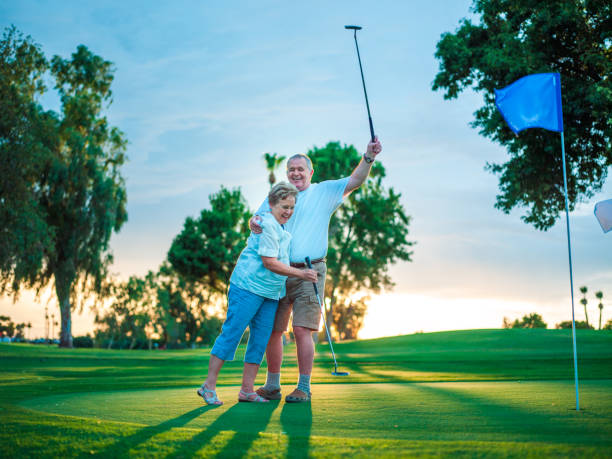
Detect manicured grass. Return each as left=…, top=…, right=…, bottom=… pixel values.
left=1, top=329, right=611, bottom=457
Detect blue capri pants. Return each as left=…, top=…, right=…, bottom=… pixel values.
left=211, top=284, right=279, bottom=364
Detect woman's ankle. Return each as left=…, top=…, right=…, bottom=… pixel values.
left=203, top=381, right=216, bottom=390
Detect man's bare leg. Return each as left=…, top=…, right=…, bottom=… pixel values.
left=257, top=330, right=284, bottom=398
left=293, top=326, right=314, bottom=375
left=284, top=325, right=315, bottom=402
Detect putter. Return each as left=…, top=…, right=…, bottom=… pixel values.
left=305, top=257, right=349, bottom=376
left=345, top=25, right=375, bottom=142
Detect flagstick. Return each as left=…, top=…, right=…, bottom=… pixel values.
left=560, top=131, right=580, bottom=411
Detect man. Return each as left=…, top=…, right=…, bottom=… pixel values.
left=251, top=137, right=382, bottom=402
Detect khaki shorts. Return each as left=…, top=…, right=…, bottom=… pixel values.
left=273, top=261, right=327, bottom=332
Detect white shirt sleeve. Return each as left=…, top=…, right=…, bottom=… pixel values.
left=257, top=217, right=280, bottom=258
left=320, top=177, right=350, bottom=212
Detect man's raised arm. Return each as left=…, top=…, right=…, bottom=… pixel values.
left=344, top=137, right=382, bottom=197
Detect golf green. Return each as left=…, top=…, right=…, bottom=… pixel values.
left=20, top=381, right=612, bottom=444
left=3, top=329, right=612, bottom=457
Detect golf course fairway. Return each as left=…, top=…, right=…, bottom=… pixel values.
left=1, top=329, right=611, bottom=457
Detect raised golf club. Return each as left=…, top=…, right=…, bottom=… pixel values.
left=305, top=256, right=349, bottom=376
left=345, top=25, right=375, bottom=142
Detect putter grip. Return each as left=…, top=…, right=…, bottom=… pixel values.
left=305, top=257, right=319, bottom=295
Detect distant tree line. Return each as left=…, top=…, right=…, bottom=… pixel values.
left=503, top=287, right=610, bottom=330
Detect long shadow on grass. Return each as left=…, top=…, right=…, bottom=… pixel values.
left=93, top=405, right=211, bottom=457
left=279, top=400, right=312, bottom=459
left=412, top=383, right=609, bottom=444
left=171, top=400, right=280, bottom=457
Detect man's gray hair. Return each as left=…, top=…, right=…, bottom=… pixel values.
left=286, top=153, right=313, bottom=171
left=268, top=181, right=299, bottom=206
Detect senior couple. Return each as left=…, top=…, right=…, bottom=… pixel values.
left=197, top=138, right=382, bottom=405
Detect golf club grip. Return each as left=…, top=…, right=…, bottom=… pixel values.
left=368, top=116, right=375, bottom=142
left=304, top=257, right=319, bottom=296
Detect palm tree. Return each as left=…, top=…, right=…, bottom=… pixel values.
left=579, top=286, right=589, bottom=327
left=263, top=152, right=286, bottom=187
left=595, top=291, right=604, bottom=330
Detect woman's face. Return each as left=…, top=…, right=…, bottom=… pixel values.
left=270, top=195, right=296, bottom=225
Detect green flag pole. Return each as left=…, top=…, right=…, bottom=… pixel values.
left=560, top=130, right=580, bottom=411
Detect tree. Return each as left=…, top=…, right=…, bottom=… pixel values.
left=0, top=315, right=28, bottom=339
left=506, top=312, right=547, bottom=328
left=556, top=320, right=594, bottom=330
left=0, top=27, right=54, bottom=296
left=263, top=152, right=286, bottom=187
left=95, top=273, right=155, bottom=349
left=0, top=315, right=15, bottom=338
left=308, top=142, right=414, bottom=340
left=432, top=0, right=611, bottom=230
left=0, top=28, right=128, bottom=347
left=579, top=286, right=589, bottom=327
left=595, top=290, right=603, bottom=330
left=167, top=186, right=250, bottom=311
left=604, top=319, right=612, bottom=331
left=153, top=264, right=223, bottom=348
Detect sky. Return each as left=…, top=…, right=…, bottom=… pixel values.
left=1, top=1, right=610, bottom=340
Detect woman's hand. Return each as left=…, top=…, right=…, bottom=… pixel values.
left=301, top=269, right=318, bottom=283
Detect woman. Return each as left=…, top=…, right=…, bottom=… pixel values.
left=197, top=182, right=317, bottom=405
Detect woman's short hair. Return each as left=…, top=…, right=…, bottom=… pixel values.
left=286, top=153, right=313, bottom=171
left=268, top=181, right=299, bottom=206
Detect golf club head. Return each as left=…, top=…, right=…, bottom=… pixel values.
left=332, top=371, right=350, bottom=376
left=344, top=25, right=362, bottom=30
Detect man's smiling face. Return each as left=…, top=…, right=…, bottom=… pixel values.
left=286, top=157, right=313, bottom=191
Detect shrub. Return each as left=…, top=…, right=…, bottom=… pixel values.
left=73, top=335, right=94, bottom=348
left=555, top=320, right=594, bottom=330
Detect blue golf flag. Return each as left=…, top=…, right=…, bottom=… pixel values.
left=495, top=73, right=563, bottom=134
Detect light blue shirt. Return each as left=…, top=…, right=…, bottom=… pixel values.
left=256, top=177, right=349, bottom=262
left=230, top=212, right=292, bottom=299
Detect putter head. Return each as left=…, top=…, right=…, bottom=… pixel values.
left=332, top=371, right=350, bottom=376
left=344, top=25, right=362, bottom=30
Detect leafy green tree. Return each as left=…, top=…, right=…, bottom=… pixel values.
left=263, top=152, right=286, bottom=187
left=153, top=263, right=222, bottom=348
left=308, top=141, right=414, bottom=340
left=508, top=312, right=547, bottom=329
left=0, top=27, right=54, bottom=296
left=167, top=186, right=250, bottom=311
left=95, top=274, right=155, bottom=349
left=604, top=319, right=612, bottom=331
left=432, top=0, right=611, bottom=230
left=579, top=286, right=590, bottom=327
left=0, top=28, right=128, bottom=348
left=595, top=290, right=603, bottom=330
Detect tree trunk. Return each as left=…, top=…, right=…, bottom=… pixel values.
left=54, top=264, right=75, bottom=348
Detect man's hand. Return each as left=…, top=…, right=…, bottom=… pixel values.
left=249, top=215, right=262, bottom=234
left=366, top=136, right=382, bottom=160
